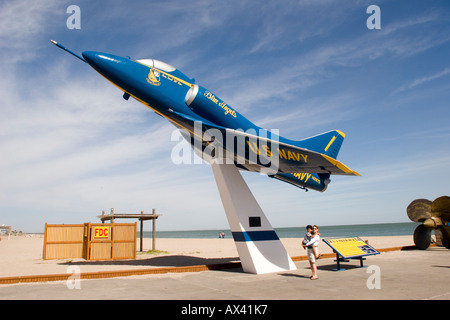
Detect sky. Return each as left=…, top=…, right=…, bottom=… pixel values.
left=1, top=0, right=450, bottom=232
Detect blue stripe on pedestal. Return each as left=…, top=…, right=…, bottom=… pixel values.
left=232, top=230, right=280, bottom=242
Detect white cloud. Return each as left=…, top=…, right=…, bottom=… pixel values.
left=392, top=67, right=450, bottom=94
left=379, top=10, right=439, bottom=36
left=254, top=93, right=359, bottom=135
left=0, top=0, right=58, bottom=64
left=248, top=1, right=353, bottom=53
left=2, top=0, right=450, bottom=233
left=0, top=59, right=181, bottom=214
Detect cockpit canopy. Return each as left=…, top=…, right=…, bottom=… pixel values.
left=136, top=59, right=176, bottom=72
left=135, top=58, right=194, bottom=84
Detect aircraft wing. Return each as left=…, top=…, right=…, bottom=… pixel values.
left=227, top=128, right=360, bottom=176
left=166, top=109, right=360, bottom=176
left=276, top=142, right=360, bottom=176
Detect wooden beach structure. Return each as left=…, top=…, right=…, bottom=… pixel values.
left=98, top=208, right=161, bottom=252
left=43, top=222, right=137, bottom=260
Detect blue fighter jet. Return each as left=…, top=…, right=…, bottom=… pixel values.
left=51, top=41, right=359, bottom=192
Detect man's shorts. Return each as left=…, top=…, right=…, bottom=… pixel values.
left=307, top=247, right=316, bottom=263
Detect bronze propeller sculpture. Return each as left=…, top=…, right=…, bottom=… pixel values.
left=407, top=196, right=450, bottom=250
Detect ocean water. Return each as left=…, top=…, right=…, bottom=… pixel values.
left=143, top=222, right=417, bottom=239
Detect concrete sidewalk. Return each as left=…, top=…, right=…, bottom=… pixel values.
left=0, top=247, right=448, bottom=300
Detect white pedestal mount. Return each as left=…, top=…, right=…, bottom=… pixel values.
left=211, top=163, right=297, bottom=274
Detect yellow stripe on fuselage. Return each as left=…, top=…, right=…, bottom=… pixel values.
left=133, top=94, right=203, bottom=140
left=135, top=61, right=193, bottom=88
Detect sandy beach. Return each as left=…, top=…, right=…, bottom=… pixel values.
left=0, top=234, right=415, bottom=279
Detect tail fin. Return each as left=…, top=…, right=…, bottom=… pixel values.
left=294, top=130, right=345, bottom=159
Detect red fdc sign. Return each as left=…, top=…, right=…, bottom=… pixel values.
left=93, top=226, right=110, bottom=239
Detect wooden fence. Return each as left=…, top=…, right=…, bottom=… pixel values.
left=43, top=223, right=136, bottom=260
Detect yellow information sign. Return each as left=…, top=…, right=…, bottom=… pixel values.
left=323, top=237, right=379, bottom=258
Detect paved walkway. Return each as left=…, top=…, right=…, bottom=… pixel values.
left=1, top=247, right=448, bottom=301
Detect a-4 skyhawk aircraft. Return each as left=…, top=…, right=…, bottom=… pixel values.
left=51, top=40, right=359, bottom=192
left=52, top=40, right=361, bottom=274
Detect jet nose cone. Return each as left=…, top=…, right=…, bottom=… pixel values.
left=82, top=51, right=128, bottom=82
left=81, top=51, right=98, bottom=64
left=81, top=51, right=138, bottom=95
left=82, top=51, right=118, bottom=69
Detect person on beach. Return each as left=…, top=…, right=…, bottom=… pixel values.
left=302, top=225, right=321, bottom=280
left=302, top=225, right=321, bottom=259
left=302, top=225, right=313, bottom=249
